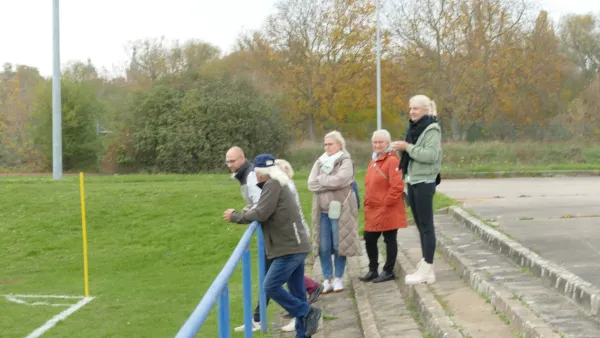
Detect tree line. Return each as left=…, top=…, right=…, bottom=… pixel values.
left=1, top=0, right=599, bottom=173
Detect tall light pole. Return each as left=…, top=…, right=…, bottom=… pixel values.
left=376, top=0, right=382, bottom=130
left=52, top=0, right=63, bottom=180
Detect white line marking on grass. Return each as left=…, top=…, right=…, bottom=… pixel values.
left=9, top=294, right=85, bottom=299
left=4, top=295, right=74, bottom=307
left=25, top=296, right=95, bottom=338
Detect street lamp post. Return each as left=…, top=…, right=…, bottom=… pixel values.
left=376, top=0, right=382, bottom=130
left=52, top=0, right=63, bottom=180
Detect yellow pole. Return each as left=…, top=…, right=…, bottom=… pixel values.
left=79, top=172, right=90, bottom=297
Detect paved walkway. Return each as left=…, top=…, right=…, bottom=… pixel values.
left=270, top=243, right=425, bottom=338
left=349, top=243, right=422, bottom=338
left=270, top=257, right=362, bottom=338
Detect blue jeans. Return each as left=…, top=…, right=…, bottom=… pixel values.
left=319, top=213, right=347, bottom=280
left=263, top=253, right=310, bottom=338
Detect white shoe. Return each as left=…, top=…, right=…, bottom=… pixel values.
left=234, top=320, right=260, bottom=332
left=322, top=279, right=333, bottom=294
left=333, top=277, right=344, bottom=292
left=281, top=318, right=296, bottom=332
left=405, top=262, right=435, bottom=285
left=407, top=258, right=424, bottom=276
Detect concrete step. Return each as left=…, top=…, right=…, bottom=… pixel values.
left=445, top=206, right=600, bottom=321
left=347, top=242, right=422, bottom=338
left=395, top=226, right=517, bottom=338
left=434, top=211, right=600, bottom=337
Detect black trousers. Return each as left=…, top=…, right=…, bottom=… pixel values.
left=253, top=256, right=272, bottom=322
left=407, top=182, right=436, bottom=264
left=364, top=229, right=398, bottom=273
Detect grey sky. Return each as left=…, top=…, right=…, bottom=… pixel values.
left=1, top=0, right=598, bottom=77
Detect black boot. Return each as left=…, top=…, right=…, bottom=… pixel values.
left=372, top=270, right=395, bottom=283
left=359, top=270, right=379, bottom=282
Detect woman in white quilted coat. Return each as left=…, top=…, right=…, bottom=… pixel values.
left=308, top=131, right=361, bottom=293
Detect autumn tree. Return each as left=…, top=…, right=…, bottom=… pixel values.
left=0, top=64, right=44, bottom=169
left=558, top=14, right=600, bottom=139
left=389, top=0, right=536, bottom=139
left=558, top=13, right=600, bottom=91
left=125, top=37, right=221, bottom=89
left=237, top=0, right=379, bottom=140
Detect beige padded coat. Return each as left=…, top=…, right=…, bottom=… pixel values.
left=308, top=152, right=361, bottom=258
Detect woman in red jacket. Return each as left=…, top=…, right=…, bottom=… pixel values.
left=360, top=129, right=408, bottom=283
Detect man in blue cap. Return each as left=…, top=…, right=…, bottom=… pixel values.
left=224, top=154, right=322, bottom=337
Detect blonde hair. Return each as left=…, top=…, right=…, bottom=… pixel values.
left=254, top=165, right=290, bottom=186
left=324, top=130, right=346, bottom=150
left=410, top=95, right=437, bottom=117
left=275, top=159, right=294, bottom=178
left=371, top=129, right=391, bottom=143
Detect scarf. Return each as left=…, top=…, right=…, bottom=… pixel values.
left=319, top=150, right=344, bottom=175
left=398, top=115, right=441, bottom=185
left=372, top=146, right=394, bottom=161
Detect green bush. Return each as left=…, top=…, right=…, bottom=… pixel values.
left=131, top=76, right=290, bottom=173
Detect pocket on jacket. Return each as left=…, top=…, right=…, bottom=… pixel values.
left=381, top=204, right=398, bottom=227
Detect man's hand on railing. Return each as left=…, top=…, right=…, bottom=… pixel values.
left=223, top=209, right=235, bottom=222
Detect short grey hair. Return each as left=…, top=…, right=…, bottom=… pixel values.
left=324, top=130, right=346, bottom=150
left=371, top=129, right=391, bottom=143
left=410, top=94, right=437, bottom=117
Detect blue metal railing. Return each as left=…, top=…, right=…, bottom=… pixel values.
left=175, top=221, right=267, bottom=338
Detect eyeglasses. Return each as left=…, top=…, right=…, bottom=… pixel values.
left=226, top=156, right=241, bottom=165
left=324, top=143, right=334, bottom=146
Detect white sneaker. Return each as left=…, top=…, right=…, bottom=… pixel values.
left=333, top=277, right=344, bottom=292
left=405, top=262, right=435, bottom=285
left=233, top=320, right=260, bottom=332
left=322, top=279, right=333, bottom=294
left=406, top=259, right=424, bottom=276
left=281, top=318, right=296, bottom=332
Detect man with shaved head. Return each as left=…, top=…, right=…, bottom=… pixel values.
left=226, top=146, right=262, bottom=210
left=227, top=146, right=268, bottom=332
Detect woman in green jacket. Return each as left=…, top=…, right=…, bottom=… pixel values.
left=391, top=94, right=442, bottom=285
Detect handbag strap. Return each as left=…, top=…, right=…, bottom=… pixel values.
left=373, top=163, right=389, bottom=183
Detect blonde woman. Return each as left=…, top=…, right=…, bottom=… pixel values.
left=391, top=95, right=442, bottom=285
left=308, top=131, right=361, bottom=293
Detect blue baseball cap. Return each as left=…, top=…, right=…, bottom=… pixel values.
left=253, top=154, right=276, bottom=168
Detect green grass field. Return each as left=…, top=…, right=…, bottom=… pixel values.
left=0, top=173, right=455, bottom=337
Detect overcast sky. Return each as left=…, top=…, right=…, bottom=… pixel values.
left=2, top=0, right=599, bottom=77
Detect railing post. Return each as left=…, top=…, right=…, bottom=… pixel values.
left=218, top=285, right=230, bottom=338
left=256, top=225, right=267, bottom=333
left=242, top=244, right=253, bottom=338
